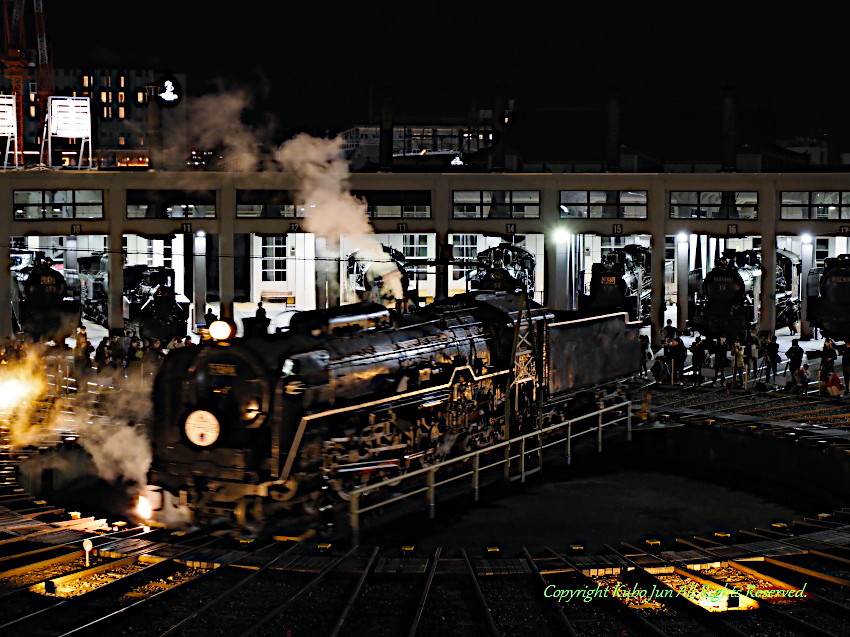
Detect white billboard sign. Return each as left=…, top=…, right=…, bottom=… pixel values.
left=0, top=95, right=16, bottom=136
left=48, top=96, right=91, bottom=138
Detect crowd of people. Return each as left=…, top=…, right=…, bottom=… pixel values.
left=0, top=325, right=196, bottom=386
left=641, top=318, right=849, bottom=398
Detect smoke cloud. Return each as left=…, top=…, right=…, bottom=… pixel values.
left=275, top=134, right=404, bottom=300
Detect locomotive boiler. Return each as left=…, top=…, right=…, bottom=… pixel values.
left=80, top=255, right=190, bottom=341
left=578, top=245, right=651, bottom=323
left=807, top=254, right=850, bottom=341
left=10, top=252, right=81, bottom=341
left=149, top=290, right=641, bottom=528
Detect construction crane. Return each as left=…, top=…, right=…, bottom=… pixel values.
left=1, top=0, right=51, bottom=165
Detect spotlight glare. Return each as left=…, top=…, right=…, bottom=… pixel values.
left=554, top=229, right=571, bottom=244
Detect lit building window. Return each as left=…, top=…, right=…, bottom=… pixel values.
left=118, top=106, right=125, bottom=119
left=100, top=91, right=108, bottom=103
left=119, top=136, right=126, bottom=146
left=28, top=105, right=35, bottom=117
left=119, top=76, right=125, bottom=88
left=451, top=234, right=478, bottom=281
left=670, top=191, right=757, bottom=220
left=559, top=190, right=648, bottom=219
left=118, top=92, right=125, bottom=103
left=454, top=190, right=541, bottom=219
left=261, top=236, right=287, bottom=282
left=402, top=234, right=429, bottom=282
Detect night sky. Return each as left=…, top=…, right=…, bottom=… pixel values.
left=44, top=2, right=850, bottom=148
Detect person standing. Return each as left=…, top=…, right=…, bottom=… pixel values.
left=822, top=339, right=838, bottom=378
left=785, top=300, right=799, bottom=335
left=661, top=319, right=678, bottom=341
left=785, top=339, right=804, bottom=379
left=765, top=335, right=780, bottom=385
left=639, top=335, right=651, bottom=378
left=744, top=329, right=761, bottom=380
left=669, top=337, right=687, bottom=384
left=712, top=336, right=730, bottom=386
left=731, top=341, right=745, bottom=387
left=689, top=337, right=706, bottom=384
left=841, top=348, right=850, bottom=395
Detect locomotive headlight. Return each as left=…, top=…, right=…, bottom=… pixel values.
left=209, top=320, right=236, bottom=341
left=184, top=410, right=221, bottom=447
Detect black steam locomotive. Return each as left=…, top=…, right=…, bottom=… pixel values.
left=688, top=249, right=799, bottom=341
left=807, top=254, right=850, bottom=341
left=469, top=243, right=536, bottom=296
left=80, top=255, right=190, bottom=342
left=688, top=249, right=759, bottom=341
left=578, top=245, right=651, bottom=323
left=149, top=289, right=640, bottom=527
left=346, top=244, right=411, bottom=308
left=10, top=252, right=81, bottom=341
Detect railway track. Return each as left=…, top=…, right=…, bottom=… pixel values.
left=5, top=486, right=850, bottom=637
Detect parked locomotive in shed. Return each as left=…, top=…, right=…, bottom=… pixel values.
left=149, top=290, right=641, bottom=528
left=578, top=245, right=652, bottom=323
left=79, top=255, right=190, bottom=341
left=10, top=252, right=81, bottom=341
left=469, top=243, right=536, bottom=296
left=688, top=249, right=760, bottom=341
left=688, top=249, right=799, bottom=340
left=807, top=254, right=850, bottom=341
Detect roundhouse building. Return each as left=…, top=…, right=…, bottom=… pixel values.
left=1, top=169, right=850, bottom=346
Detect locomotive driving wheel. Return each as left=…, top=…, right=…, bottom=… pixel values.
left=234, top=496, right=265, bottom=530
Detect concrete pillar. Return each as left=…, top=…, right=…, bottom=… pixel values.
left=547, top=233, right=568, bottom=310
left=193, top=232, right=207, bottom=326
left=800, top=239, right=814, bottom=340
left=65, top=236, right=78, bottom=271
left=217, top=186, right=235, bottom=321
left=107, top=231, right=124, bottom=333
left=106, top=188, right=125, bottom=334
left=758, top=186, right=777, bottom=334
left=649, top=183, right=667, bottom=348
left=676, top=233, right=689, bottom=332
left=434, top=179, right=450, bottom=300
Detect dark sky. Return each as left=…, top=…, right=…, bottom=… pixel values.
left=43, top=2, right=850, bottom=146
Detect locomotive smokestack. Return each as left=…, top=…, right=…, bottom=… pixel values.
left=378, top=87, right=394, bottom=172
left=606, top=96, right=621, bottom=172
left=721, top=87, right=737, bottom=172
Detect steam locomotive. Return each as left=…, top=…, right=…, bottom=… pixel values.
left=346, top=244, right=411, bottom=308
left=807, top=254, right=850, bottom=341
left=688, top=249, right=799, bottom=341
left=79, top=255, right=190, bottom=342
left=578, top=245, right=652, bottom=323
left=469, top=243, right=536, bottom=296
left=10, top=252, right=81, bottom=341
left=149, top=287, right=640, bottom=528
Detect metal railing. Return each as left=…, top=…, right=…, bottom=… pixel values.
left=348, top=401, right=632, bottom=543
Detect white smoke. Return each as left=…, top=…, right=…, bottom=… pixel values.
left=157, top=87, right=271, bottom=172
left=275, top=134, right=405, bottom=301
